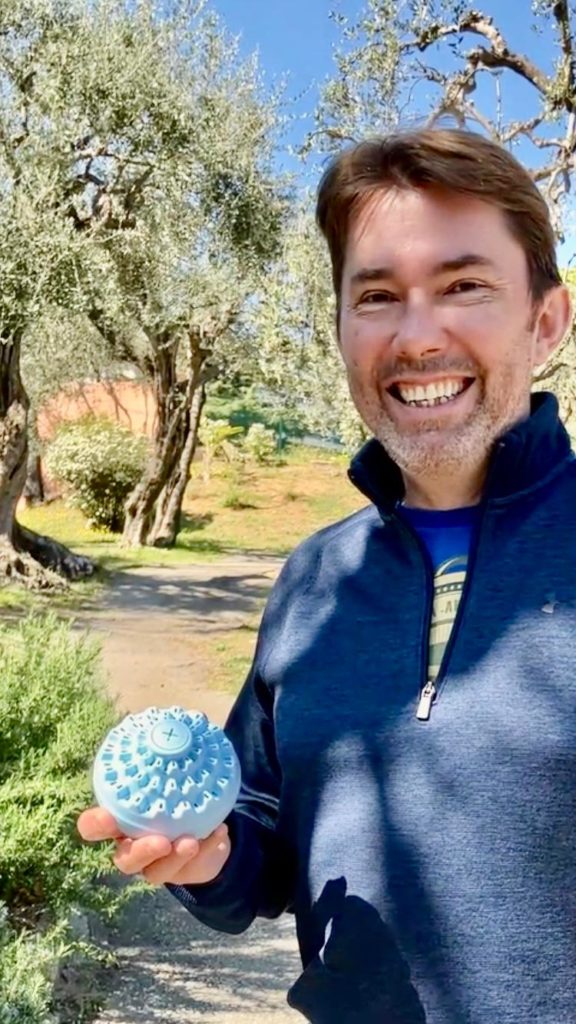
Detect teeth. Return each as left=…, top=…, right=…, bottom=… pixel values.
left=397, top=379, right=467, bottom=407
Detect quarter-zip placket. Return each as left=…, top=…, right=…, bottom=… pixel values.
left=350, top=441, right=505, bottom=722
left=390, top=498, right=489, bottom=721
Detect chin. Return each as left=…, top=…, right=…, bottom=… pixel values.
left=372, top=418, right=494, bottom=478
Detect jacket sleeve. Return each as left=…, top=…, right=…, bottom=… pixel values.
left=166, top=610, right=295, bottom=935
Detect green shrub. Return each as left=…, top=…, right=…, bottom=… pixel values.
left=220, top=488, right=256, bottom=510
left=0, top=614, right=117, bottom=913
left=243, top=423, right=277, bottom=464
left=204, top=384, right=304, bottom=442
left=198, top=417, right=243, bottom=481
left=0, top=903, right=64, bottom=1024
left=0, top=615, right=137, bottom=1023
left=44, top=418, right=148, bottom=532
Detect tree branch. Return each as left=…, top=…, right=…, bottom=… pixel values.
left=552, top=0, right=576, bottom=110
left=409, top=11, right=551, bottom=94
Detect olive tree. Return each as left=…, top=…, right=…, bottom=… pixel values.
left=0, top=0, right=286, bottom=580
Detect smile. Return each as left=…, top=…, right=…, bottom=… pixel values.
left=388, top=377, right=475, bottom=408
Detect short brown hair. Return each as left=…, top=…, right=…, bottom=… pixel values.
left=316, top=128, right=562, bottom=311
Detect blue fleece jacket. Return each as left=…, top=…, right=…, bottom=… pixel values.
left=169, top=392, right=576, bottom=1023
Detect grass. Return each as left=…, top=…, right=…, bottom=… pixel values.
left=193, top=618, right=261, bottom=694
left=11, top=446, right=365, bottom=637
left=182, top=447, right=363, bottom=558
left=19, top=445, right=365, bottom=569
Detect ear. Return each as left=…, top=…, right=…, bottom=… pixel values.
left=532, top=284, right=572, bottom=368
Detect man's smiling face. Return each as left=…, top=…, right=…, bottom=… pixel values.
left=338, top=186, right=558, bottom=478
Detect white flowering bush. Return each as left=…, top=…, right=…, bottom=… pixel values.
left=243, top=422, right=277, bottom=464
left=44, top=418, right=148, bottom=532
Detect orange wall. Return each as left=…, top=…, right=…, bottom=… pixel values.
left=37, top=379, right=158, bottom=441
left=24, top=380, right=158, bottom=507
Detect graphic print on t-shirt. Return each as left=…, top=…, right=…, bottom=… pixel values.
left=428, top=554, right=468, bottom=682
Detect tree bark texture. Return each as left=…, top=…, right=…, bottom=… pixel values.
left=0, top=335, right=29, bottom=538
left=147, top=381, right=206, bottom=547
left=121, top=331, right=207, bottom=548
left=0, top=335, right=94, bottom=587
left=22, top=454, right=45, bottom=505
left=13, top=522, right=95, bottom=581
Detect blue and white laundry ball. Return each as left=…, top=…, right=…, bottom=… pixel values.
left=93, top=706, right=241, bottom=841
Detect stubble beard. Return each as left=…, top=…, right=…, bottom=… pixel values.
left=348, top=358, right=534, bottom=479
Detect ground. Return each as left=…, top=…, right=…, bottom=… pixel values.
left=81, top=556, right=283, bottom=723
left=76, top=557, right=302, bottom=1023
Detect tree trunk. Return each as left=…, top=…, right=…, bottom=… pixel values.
left=147, top=382, right=206, bottom=547
left=0, top=335, right=94, bottom=588
left=0, top=335, right=29, bottom=534
left=121, top=331, right=207, bottom=547
left=13, top=522, right=95, bottom=581
left=21, top=454, right=44, bottom=505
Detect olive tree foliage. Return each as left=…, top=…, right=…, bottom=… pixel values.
left=70, top=5, right=286, bottom=547
left=1, top=0, right=286, bottom=575
left=266, top=0, right=576, bottom=449
left=0, top=2, right=101, bottom=585
left=255, top=210, right=368, bottom=449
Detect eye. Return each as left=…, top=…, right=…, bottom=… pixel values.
left=360, top=290, right=399, bottom=304
left=446, top=280, right=484, bottom=295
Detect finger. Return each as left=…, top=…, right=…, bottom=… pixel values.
left=157, top=826, right=231, bottom=886
left=113, top=833, right=173, bottom=875
left=77, top=807, right=124, bottom=842
left=140, top=836, right=201, bottom=885
left=169, top=838, right=230, bottom=886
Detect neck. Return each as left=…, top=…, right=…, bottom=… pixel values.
left=401, top=460, right=487, bottom=510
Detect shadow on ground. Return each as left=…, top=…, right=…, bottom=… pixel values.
left=99, top=566, right=276, bottom=625
left=87, top=884, right=301, bottom=1023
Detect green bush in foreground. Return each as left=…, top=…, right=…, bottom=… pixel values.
left=0, top=614, right=117, bottom=911
left=0, top=904, right=65, bottom=1024
left=0, top=614, right=135, bottom=1023
left=44, top=418, right=148, bottom=532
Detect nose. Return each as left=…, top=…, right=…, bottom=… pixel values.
left=390, top=295, right=446, bottom=360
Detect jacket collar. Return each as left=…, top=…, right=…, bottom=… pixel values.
left=348, top=391, right=574, bottom=511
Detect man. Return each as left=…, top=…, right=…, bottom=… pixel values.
left=79, top=129, right=576, bottom=1023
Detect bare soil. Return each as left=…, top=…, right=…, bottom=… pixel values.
left=83, top=556, right=282, bottom=724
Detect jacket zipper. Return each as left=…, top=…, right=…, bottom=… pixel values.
left=392, top=500, right=488, bottom=721
left=392, top=515, right=437, bottom=719
left=416, top=680, right=436, bottom=721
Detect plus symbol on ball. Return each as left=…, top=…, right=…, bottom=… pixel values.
left=163, top=727, right=176, bottom=742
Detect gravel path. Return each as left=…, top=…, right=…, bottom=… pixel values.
left=78, top=557, right=302, bottom=1023
left=91, top=889, right=300, bottom=1024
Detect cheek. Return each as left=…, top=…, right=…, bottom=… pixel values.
left=339, top=319, right=389, bottom=370
left=442, top=304, right=507, bottom=338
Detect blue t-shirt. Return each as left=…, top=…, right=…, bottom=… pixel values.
left=398, top=504, right=480, bottom=681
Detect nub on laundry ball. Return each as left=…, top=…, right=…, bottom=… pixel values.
left=93, top=706, right=241, bottom=841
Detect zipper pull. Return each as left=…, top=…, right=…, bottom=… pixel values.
left=416, top=681, right=436, bottom=721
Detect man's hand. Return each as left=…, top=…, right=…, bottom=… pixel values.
left=77, top=807, right=231, bottom=885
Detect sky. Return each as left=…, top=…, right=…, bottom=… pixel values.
left=209, top=0, right=576, bottom=263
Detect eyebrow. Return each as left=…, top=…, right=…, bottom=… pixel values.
left=350, top=253, right=496, bottom=286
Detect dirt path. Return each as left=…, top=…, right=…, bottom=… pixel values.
left=78, top=557, right=302, bottom=1023
left=84, top=556, right=282, bottom=724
